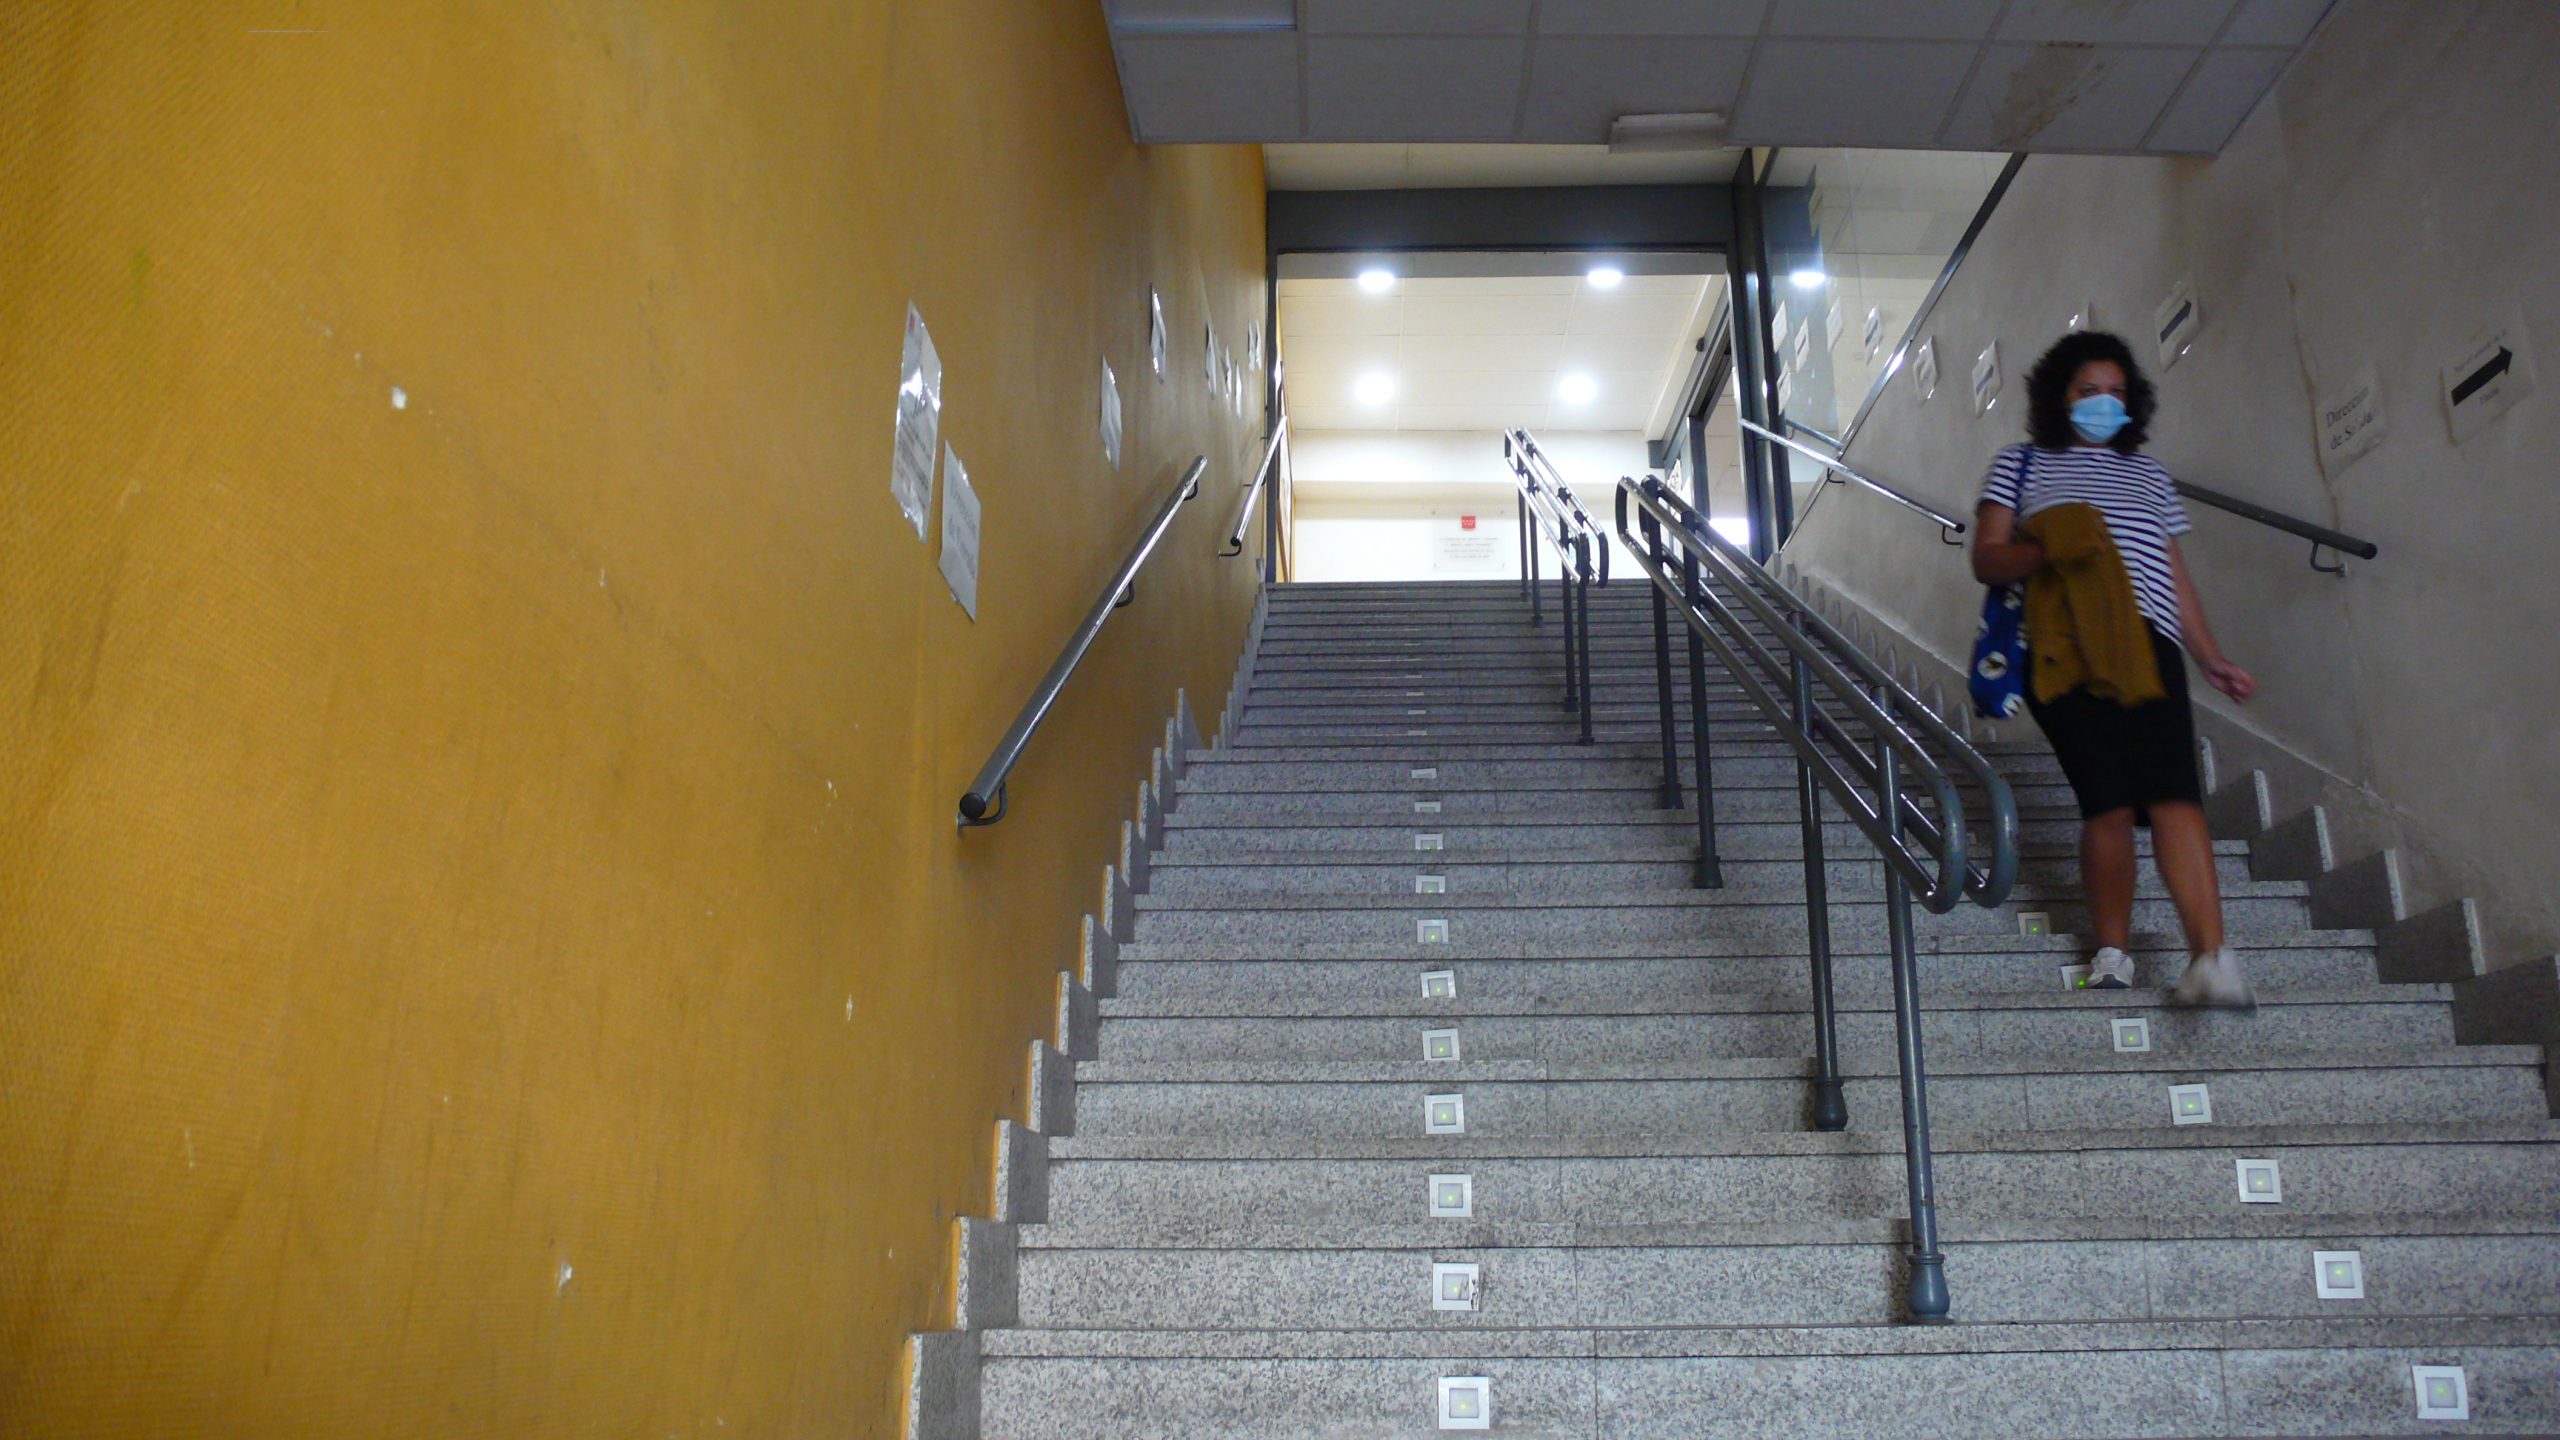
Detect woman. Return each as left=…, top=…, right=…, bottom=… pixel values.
left=1970, top=331, right=2257, bottom=1006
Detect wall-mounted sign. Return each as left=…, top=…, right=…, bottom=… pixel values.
left=1913, top=338, right=1939, bottom=403
left=1204, top=321, right=1218, bottom=384
left=1776, top=369, right=1793, bottom=412
left=2441, top=310, right=2537, bottom=443
left=1430, top=516, right=1503, bottom=574
left=890, top=303, right=943, bottom=541
left=2317, top=364, right=2388, bottom=476
left=2154, top=279, right=2200, bottom=368
left=1771, top=300, right=1791, bottom=349
left=1825, top=302, right=1845, bottom=352
left=1099, top=358, right=1122, bottom=469
left=1863, top=307, right=1885, bottom=360
left=1793, top=321, right=1813, bottom=370
left=2068, top=300, right=2097, bottom=333
left=1972, top=341, right=2002, bottom=415
left=937, top=444, right=980, bottom=620
left=1149, top=289, right=1167, bottom=379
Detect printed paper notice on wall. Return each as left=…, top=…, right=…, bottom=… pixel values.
left=2441, top=310, right=2537, bottom=443
left=938, top=444, right=980, bottom=620
left=890, top=304, right=943, bottom=541
left=1150, top=289, right=1168, bottom=380
left=1099, top=358, right=1122, bottom=470
left=1972, top=341, right=2002, bottom=415
left=2154, top=279, right=2200, bottom=369
left=1913, top=338, right=1939, bottom=403
left=2316, top=364, right=2388, bottom=476
left=1863, top=307, right=1885, bottom=360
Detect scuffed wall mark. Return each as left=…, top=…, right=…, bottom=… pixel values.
left=390, top=386, right=408, bottom=410
left=1990, top=44, right=2107, bottom=148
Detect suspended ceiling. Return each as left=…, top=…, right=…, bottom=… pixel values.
left=1280, top=266, right=1719, bottom=435
left=1105, top=0, right=2335, bottom=155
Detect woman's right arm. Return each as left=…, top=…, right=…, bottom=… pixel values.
left=1970, top=503, right=2045, bottom=584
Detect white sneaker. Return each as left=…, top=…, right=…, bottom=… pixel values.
left=2082, top=947, right=2135, bottom=990
left=2171, top=947, right=2256, bottom=1009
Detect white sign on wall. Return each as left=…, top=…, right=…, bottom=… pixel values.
left=1913, top=338, right=1939, bottom=403
left=889, top=303, right=943, bottom=541
left=2441, top=310, right=2538, bottom=443
left=1430, top=515, right=1504, bottom=574
left=1972, top=341, right=2002, bottom=415
left=937, top=444, right=981, bottom=620
left=1149, top=289, right=1167, bottom=379
left=1825, top=302, right=1845, bottom=352
left=2155, top=279, right=2200, bottom=368
left=1863, top=307, right=1885, bottom=360
left=2317, top=364, right=2388, bottom=476
left=1099, top=359, right=1122, bottom=469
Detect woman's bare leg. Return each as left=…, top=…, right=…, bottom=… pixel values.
left=2147, top=800, right=2225, bottom=955
left=2081, top=807, right=2138, bottom=951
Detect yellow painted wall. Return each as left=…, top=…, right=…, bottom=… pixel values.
left=0, top=4, right=1267, bottom=1437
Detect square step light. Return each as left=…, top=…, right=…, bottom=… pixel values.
left=2018, top=911, right=2053, bottom=936
left=1417, top=918, right=1450, bottom=945
left=1438, top=1376, right=1492, bottom=1431
left=1431, top=1262, right=1481, bottom=1312
left=2236, top=1157, right=2283, bottom=1203
left=1428, top=1173, right=1474, bottom=1219
left=2313, top=1250, right=2365, bottom=1301
left=2411, top=1365, right=2468, bottom=1420
left=1423, top=1028, right=1462, bottom=1063
left=1416, top=833, right=1444, bottom=852
left=2111, top=1017, right=2153, bottom=1053
left=1415, top=875, right=1447, bottom=895
left=1414, top=799, right=1443, bottom=815
left=2169, top=1083, right=2214, bottom=1126
left=1424, top=1093, right=1467, bottom=1135
left=1411, top=767, right=1439, bottom=781
left=1420, top=969, right=1458, bottom=1000
left=2059, top=963, right=2092, bottom=991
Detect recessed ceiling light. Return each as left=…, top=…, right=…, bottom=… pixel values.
left=1357, top=268, right=1397, bottom=295
left=1790, top=267, right=1828, bottom=289
left=1558, top=374, right=1599, bottom=405
left=1355, top=372, right=1397, bottom=407
left=1586, top=266, right=1625, bottom=290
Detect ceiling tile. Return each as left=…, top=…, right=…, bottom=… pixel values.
left=1404, top=371, right=1554, bottom=407
left=1944, top=43, right=2202, bottom=150
left=1400, top=293, right=1572, bottom=335
left=1732, top=39, right=1980, bottom=148
left=1112, top=34, right=1300, bottom=140
left=1401, top=332, right=1566, bottom=370
left=2145, top=45, right=2290, bottom=151
left=1306, top=38, right=1528, bottom=141
left=1402, top=402, right=1536, bottom=431
left=1534, top=0, right=1771, bottom=36
left=2221, top=0, right=2335, bottom=46
left=1520, top=37, right=1754, bottom=142
left=1994, top=0, right=2239, bottom=45
left=1275, top=333, right=1404, bottom=373
left=1400, top=275, right=1580, bottom=297
left=1768, top=0, right=2007, bottom=41
left=1565, top=292, right=1691, bottom=335
left=1280, top=294, right=1405, bottom=335
left=1302, top=0, right=1534, bottom=35
left=1556, top=332, right=1686, bottom=371
left=1106, top=0, right=1296, bottom=30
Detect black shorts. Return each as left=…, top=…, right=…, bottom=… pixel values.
left=2024, top=627, right=2202, bottom=825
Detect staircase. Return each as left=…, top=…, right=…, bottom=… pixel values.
left=976, top=578, right=2560, bottom=1438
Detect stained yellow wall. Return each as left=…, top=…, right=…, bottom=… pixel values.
left=0, top=4, right=1266, bottom=1437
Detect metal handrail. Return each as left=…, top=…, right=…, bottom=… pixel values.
left=2173, top=477, right=2378, bottom=573
left=1503, top=430, right=1600, bottom=744
left=1616, top=472, right=2022, bottom=1323
left=1742, top=416, right=1967, bottom=543
left=957, top=456, right=1208, bottom=827
left=1220, top=413, right=1289, bottom=559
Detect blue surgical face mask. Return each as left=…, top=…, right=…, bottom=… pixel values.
left=2070, top=392, right=2130, bottom=443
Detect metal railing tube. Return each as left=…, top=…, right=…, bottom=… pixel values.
left=959, top=456, right=1208, bottom=827
left=2173, top=477, right=2378, bottom=561
left=1739, top=417, right=1968, bottom=539
left=1677, top=539, right=1724, bottom=888
left=1572, top=534, right=1596, bottom=745
left=1222, top=415, right=1290, bottom=561
left=1794, top=642, right=1847, bottom=1132
left=1640, top=495, right=1683, bottom=810
left=1877, top=716, right=1951, bottom=1321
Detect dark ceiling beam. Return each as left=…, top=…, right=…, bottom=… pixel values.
left=1266, top=184, right=1736, bottom=256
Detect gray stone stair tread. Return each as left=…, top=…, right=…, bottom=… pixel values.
left=1129, top=882, right=2314, bottom=911
left=1072, top=1045, right=2538, bottom=1085
left=1148, top=840, right=2248, bottom=861
left=1097, top=983, right=2447, bottom=1019
left=1044, top=1118, right=2560, bottom=1161
left=1016, top=1210, right=2560, bottom=1251
left=980, top=1313, right=2560, bottom=1360
left=1115, top=933, right=2374, bottom=960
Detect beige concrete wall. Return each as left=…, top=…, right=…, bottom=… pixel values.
left=1785, top=0, right=2560, bottom=964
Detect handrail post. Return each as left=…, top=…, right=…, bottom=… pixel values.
left=1572, top=534, right=1596, bottom=745
left=1876, top=711, right=1950, bottom=1321
left=1795, top=639, right=1847, bottom=1132
left=1528, top=496, right=1544, bottom=626
left=1678, top=538, right=1724, bottom=888
left=1261, top=435, right=1280, bottom=586
left=1516, top=491, right=1531, bottom=602
left=1557, top=530, right=1579, bottom=716
left=1643, top=504, right=1682, bottom=810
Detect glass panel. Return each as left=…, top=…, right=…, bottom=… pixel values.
left=1757, top=149, right=2008, bottom=517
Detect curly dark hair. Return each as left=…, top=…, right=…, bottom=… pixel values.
left=2023, top=330, right=2154, bottom=454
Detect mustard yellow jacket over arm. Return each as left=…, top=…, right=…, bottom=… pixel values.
left=2020, top=502, right=2165, bottom=706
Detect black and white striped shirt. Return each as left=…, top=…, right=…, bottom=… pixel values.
left=1979, top=443, right=2191, bottom=642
